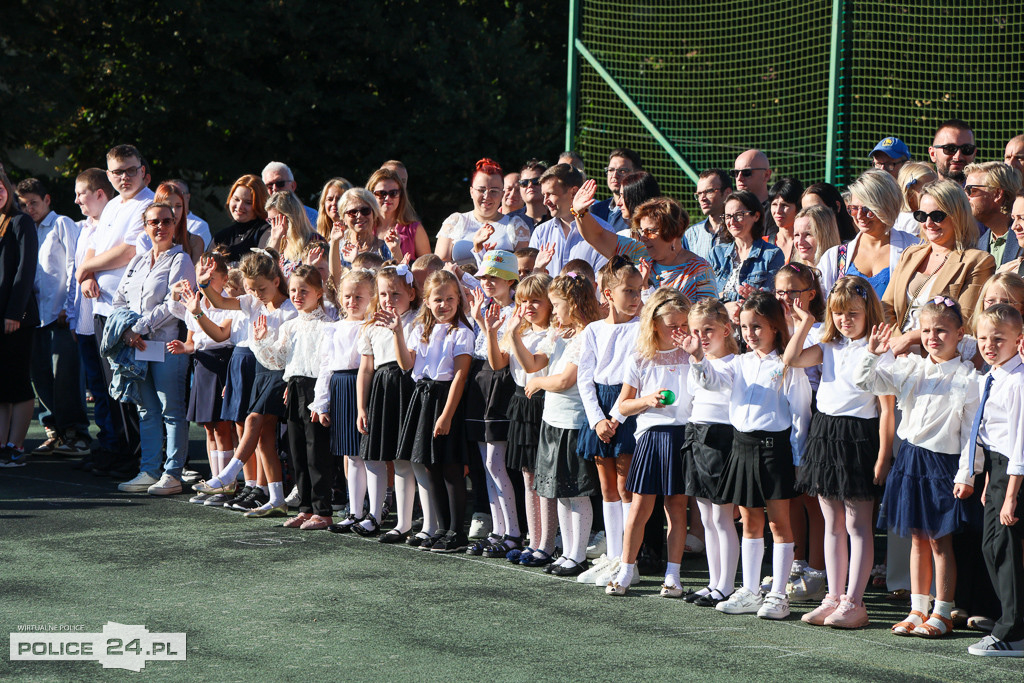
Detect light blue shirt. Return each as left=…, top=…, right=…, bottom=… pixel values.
left=529, top=215, right=614, bottom=276
left=683, top=218, right=721, bottom=262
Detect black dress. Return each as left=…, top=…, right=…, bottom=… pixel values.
left=213, top=219, right=271, bottom=264
left=0, top=211, right=39, bottom=402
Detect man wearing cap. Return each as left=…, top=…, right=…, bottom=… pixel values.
left=929, top=119, right=977, bottom=185
left=869, top=137, right=911, bottom=179
left=1004, top=134, right=1024, bottom=174
left=731, top=149, right=777, bottom=239
left=530, top=163, right=613, bottom=276
left=965, top=161, right=1023, bottom=267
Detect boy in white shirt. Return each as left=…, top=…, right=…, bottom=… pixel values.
left=16, top=178, right=88, bottom=455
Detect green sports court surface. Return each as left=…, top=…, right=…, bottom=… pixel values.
left=0, top=422, right=1020, bottom=682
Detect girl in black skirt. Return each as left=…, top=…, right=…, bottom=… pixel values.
left=684, top=292, right=812, bottom=621
left=358, top=265, right=435, bottom=546
left=502, top=273, right=554, bottom=562
left=168, top=250, right=239, bottom=505
left=784, top=276, right=892, bottom=629
left=379, top=270, right=475, bottom=553
left=606, top=288, right=693, bottom=597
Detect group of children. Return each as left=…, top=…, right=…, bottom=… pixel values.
left=163, top=238, right=1023, bottom=658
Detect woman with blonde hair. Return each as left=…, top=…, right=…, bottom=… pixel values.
left=264, top=190, right=318, bottom=276
left=893, top=162, right=938, bottom=235
left=314, top=178, right=353, bottom=240
left=328, top=189, right=401, bottom=288
left=792, top=206, right=841, bottom=267
left=367, top=168, right=431, bottom=259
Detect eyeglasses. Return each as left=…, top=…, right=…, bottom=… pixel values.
left=872, top=160, right=906, bottom=172
left=983, top=296, right=1016, bottom=308
left=471, top=187, right=502, bottom=197
left=729, top=168, right=767, bottom=178
left=935, top=143, right=977, bottom=156
left=145, top=217, right=175, bottom=228
left=605, top=167, right=633, bottom=176
left=373, top=189, right=401, bottom=200
left=846, top=205, right=876, bottom=218
left=965, top=185, right=999, bottom=197
left=693, top=188, right=721, bottom=200
left=719, top=210, right=754, bottom=222
left=637, top=227, right=660, bottom=239
left=266, top=180, right=290, bottom=190
left=775, top=288, right=813, bottom=298
left=345, top=206, right=372, bottom=217
left=517, top=178, right=541, bottom=188
left=108, top=166, right=141, bottom=178
left=913, top=209, right=948, bottom=223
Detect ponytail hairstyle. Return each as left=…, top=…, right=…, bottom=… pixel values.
left=239, top=247, right=288, bottom=297
left=740, top=291, right=790, bottom=354
left=549, top=270, right=602, bottom=332
left=688, top=298, right=740, bottom=355
left=821, top=275, right=883, bottom=343
left=637, top=288, right=691, bottom=360
left=598, top=254, right=642, bottom=294
left=203, top=244, right=232, bottom=275
left=416, top=270, right=471, bottom=342
left=503, top=273, right=553, bottom=349
left=775, top=262, right=825, bottom=321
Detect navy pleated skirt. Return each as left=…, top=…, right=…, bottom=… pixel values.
left=220, top=346, right=257, bottom=422
left=187, top=346, right=233, bottom=423
left=328, top=369, right=360, bottom=457
left=576, top=383, right=637, bottom=460
left=626, top=425, right=688, bottom=496
left=248, top=366, right=286, bottom=417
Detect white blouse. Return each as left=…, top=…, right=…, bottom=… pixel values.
left=169, top=296, right=238, bottom=351
left=237, top=294, right=298, bottom=342
left=690, top=350, right=812, bottom=464
left=612, top=348, right=693, bottom=439
left=358, top=309, right=419, bottom=368
left=473, top=303, right=515, bottom=359
left=957, top=356, right=1024, bottom=485
left=438, top=211, right=530, bottom=256
left=576, top=318, right=641, bottom=428
left=504, top=327, right=551, bottom=387
left=308, top=318, right=366, bottom=415
left=541, top=332, right=586, bottom=430
left=407, top=322, right=476, bottom=382
left=687, top=353, right=735, bottom=425
left=251, top=307, right=330, bottom=380
left=854, top=350, right=978, bottom=456
left=814, top=336, right=880, bottom=419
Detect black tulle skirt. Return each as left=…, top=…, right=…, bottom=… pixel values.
left=505, top=386, right=544, bottom=472
left=625, top=426, right=688, bottom=495
left=797, top=412, right=881, bottom=501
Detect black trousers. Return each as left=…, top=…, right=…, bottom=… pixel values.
left=982, top=449, right=1024, bottom=642
left=286, top=377, right=332, bottom=516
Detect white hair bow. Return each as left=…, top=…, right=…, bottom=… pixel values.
left=394, top=264, right=414, bottom=285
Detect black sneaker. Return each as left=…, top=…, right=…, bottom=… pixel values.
left=431, top=531, right=469, bottom=554
left=232, top=487, right=269, bottom=511
left=0, top=445, right=24, bottom=468
left=223, top=485, right=253, bottom=508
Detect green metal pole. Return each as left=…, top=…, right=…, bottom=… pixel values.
left=565, top=0, right=581, bottom=151
left=824, top=0, right=845, bottom=184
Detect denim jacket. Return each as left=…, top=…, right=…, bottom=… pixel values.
left=99, top=307, right=147, bottom=405
left=710, top=240, right=786, bottom=301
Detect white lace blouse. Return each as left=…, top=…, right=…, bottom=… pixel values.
left=251, top=307, right=331, bottom=381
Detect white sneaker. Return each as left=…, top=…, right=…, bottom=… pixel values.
left=789, top=559, right=808, bottom=579
left=684, top=533, right=705, bottom=554
left=118, top=472, right=160, bottom=493
left=180, top=468, right=202, bottom=485
left=189, top=492, right=210, bottom=504
left=586, top=530, right=607, bottom=559
left=595, top=557, right=622, bottom=586
left=147, top=473, right=182, bottom=496
left=468, top=512, right=492, bottom=540
left=757, top=591, right=791, bottom=620
left=285, top=485, right=301, bottom=508
left=716, top=587, right=764, bottom=615
left=577, top=554, right=611, bottom=584
left=789, top=568, right=827, bottom=601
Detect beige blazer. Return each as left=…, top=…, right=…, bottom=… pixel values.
left=881, top=244, right=995, bottom=330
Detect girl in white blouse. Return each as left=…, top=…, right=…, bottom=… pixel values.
left=308, top=269, right=377, bottom=534
left=855, top=298, right=980, bottom=639
left=605, top=288, right=694, bottom=597
left=575, top=256, right=643, bottom=586
left=357, top=265, right=433, bottom=546
left=252, top=265, right=332, bottom=524
left=685, top=292, right=812, bottom=621
left=680, top=299, right=740, bottom=609
left=380, top=270, right=475, bottom=553
left=784, top=276, right=895, bottom=629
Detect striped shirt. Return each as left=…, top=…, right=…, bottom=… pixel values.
left=614, top=235, right=718, bottom=301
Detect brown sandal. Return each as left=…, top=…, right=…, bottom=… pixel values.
left=891, top=610, right=927, bottom=636
left=912, top=613, right=953, bottom=638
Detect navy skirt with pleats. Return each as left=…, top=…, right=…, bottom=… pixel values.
left=328, top=369, right=360, bottom=457
left=626, top=425, right=688, bottom=496
left=220, top=346, right=257, bottom=422
left=576, top=383, right=637, bottom=460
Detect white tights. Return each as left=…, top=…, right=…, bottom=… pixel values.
left=819, top=497, right=875, bottom=603
left=556, top=496, right=593, bottom=564
left=478, top=442, right=519, bottom=538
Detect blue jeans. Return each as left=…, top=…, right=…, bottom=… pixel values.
left=31, top=322, right=88, bottom=434
left=76, top=333, right=119, bottom=451
left=137, top=352, right=189, bottom=480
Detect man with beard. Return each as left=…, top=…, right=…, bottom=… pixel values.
left=683, top=169, right=732, bottom=262
left=929, top=119, right=977, bottom=185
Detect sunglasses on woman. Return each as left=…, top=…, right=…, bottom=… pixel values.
left=373, top=189, right=401, bottom=200
left=345, top=206, right=372, bottom=217
left=913, top=209, right=947, bottom=223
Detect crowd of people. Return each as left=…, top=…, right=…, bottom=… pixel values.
left=2, top=120, right=1024, bottom=658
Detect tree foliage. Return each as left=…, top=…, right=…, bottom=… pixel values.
left=0, top=0, right=568, bottom=230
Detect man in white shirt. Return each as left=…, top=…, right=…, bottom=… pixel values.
left=16, top=177, right=89, bottom=455
left=530, top=163, right=612, bottom=276
left=262, top=161, right=317, bottom=226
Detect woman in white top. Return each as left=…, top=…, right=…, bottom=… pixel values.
left=434, top=158, right=530, bottom=262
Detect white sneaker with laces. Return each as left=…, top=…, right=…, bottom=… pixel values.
left=716, top=587, right=763, bottom=615
left=789, top=568, right=827, bottom=601
left=118, top=472, right=160, bottom=493
left=468, top=512, right=492, bottom=540
left=757, top=591, right=791, bottom=620
left=586, top=530, right=607, bottom=559
left=285, top=485, right=301, bottom=508
left=577, top=554, right=611, bottom=584
left=595, top=556, right=622, bottom=586
left=147, top=473, right=182, bottom=496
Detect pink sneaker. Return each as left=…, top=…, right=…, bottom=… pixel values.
left=801, top=594, right=840, bottom=625
left=825, top=596, right=870, bottom=629
left=284, top=512, right=312, bottom=528
left=300, top=514, right=333, bottom=530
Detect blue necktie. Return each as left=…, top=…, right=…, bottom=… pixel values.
left=968, top=373, right=995, bottom=453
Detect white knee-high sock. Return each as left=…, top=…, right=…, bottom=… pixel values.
left=364, top=460, right=388, bottom=524
left=741, top=537, right=765, bottom=593
left=569, top=496, right=593, bottom=563
left=393, top=460, right=416, bottom=533
left=715, top=504, right=740, bottom=595
left=411, top=462, right=439, bottom=536
left=268, top=481, right=284, bottom=506
left=604, top=500, right=624, bottom=559
left=770, top=542, right=796, bottom=595
left=216, top=458, right=244, bottom=487
left=209, top=450, right=224, bottom=478
left=220, top=449, right=235, bottom=475
left=696, top=498, right=720, bottom=590
left=347, top=456, right=368, bottom=517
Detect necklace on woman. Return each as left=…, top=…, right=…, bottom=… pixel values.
left=924, top=251, right=950, bottom=276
